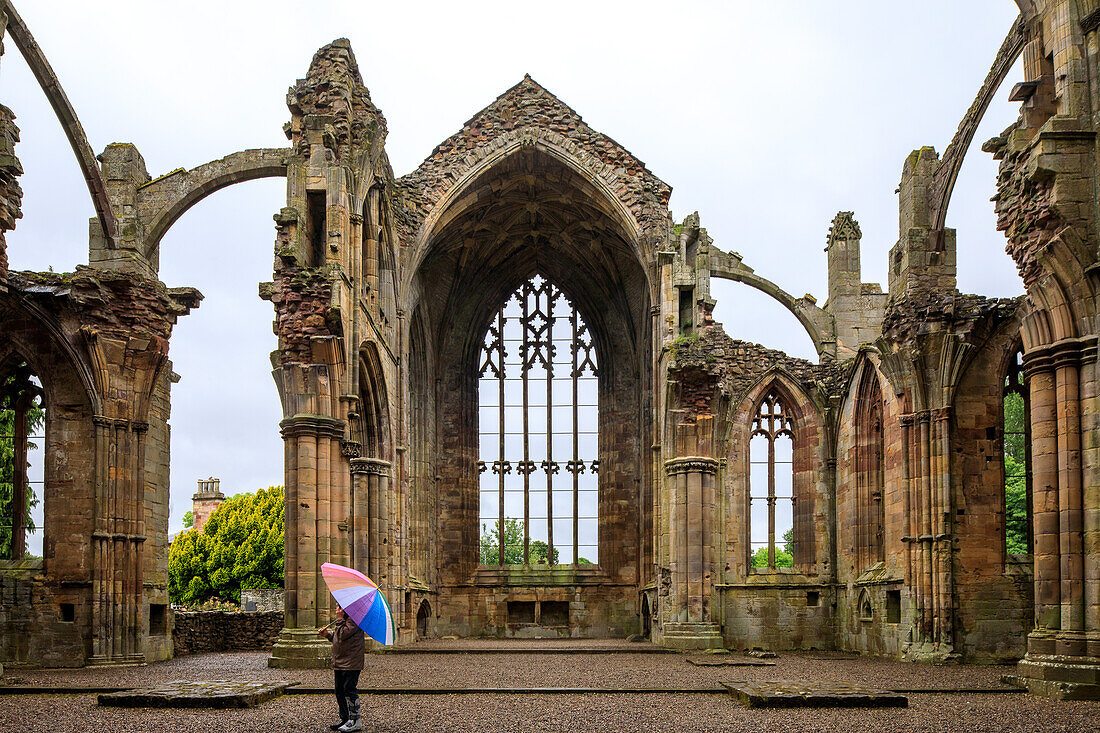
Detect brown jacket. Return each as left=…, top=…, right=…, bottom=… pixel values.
left=323, top=616, right=365, bottom=670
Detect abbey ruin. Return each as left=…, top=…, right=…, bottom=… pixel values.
left=1, top=0, right=1099, bottom=701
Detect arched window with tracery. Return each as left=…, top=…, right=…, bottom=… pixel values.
left=478, top=275, right=598, bottom=566
left=749, top=389, right=794, bottom=569
left=1003, top=348, right=1030, bottom=559
left=855, top=368, right=885, bottom=570
left=1, top=360, right=44, bottom=562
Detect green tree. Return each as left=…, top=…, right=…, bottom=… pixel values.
left=168, top=485, right=284, bottom=606
left=530, top=540, right=559, bottom=565
left=1, top=375, right=44, bottom=561
left=480, top=519, right=566, bottom=565
left=480, top=518, right=524, bottom=565
left=182, top=510, right=194, bottom=529
left=1005, top=453, right=1029, bottom=556
left=750, top=528, right=794, bottom=568
left=1003, top=391, right=1029, bottom=557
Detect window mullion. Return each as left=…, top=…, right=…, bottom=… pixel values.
left=521, top=286, right=531, bottom=566
left=767, top=433, right=776, bottom=569
left=497, top=310, right=506, bottom=566
left=545, top=287, right=555, bottom=565
left=572, top=308, right=580, bottom=564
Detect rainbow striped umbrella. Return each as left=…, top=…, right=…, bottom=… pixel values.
left=321, top=562, right=396, bottom=645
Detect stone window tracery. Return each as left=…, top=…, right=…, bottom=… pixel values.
left=1003, top=348, right=1031, bottom=559
left=477, top=274, right=598, bottom=566
left=0, top=360, right=44, bottom=562
left=749, top=389, right=794, bottom=569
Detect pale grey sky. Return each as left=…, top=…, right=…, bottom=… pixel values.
left=3, top=0, right=1025, bottom=547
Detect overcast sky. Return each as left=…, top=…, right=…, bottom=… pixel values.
left=4, top=0, right=1025, bottom=546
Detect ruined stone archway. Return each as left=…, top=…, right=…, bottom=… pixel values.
left=406, top=138, right=656, bottom=637
left=139, top=149, right=290, bottom=260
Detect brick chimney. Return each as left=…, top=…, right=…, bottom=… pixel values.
left=191, top=477, right=225, bottom=533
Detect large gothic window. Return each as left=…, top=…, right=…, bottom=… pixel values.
left=0, top=361, right=44, bottom=562
left=1003, top=349, right=1030, bottom=559
left=478, top=275, right=598, bottom=566
left=749, top=389, right=794, bottom=568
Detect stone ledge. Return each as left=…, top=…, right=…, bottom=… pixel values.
left=97, top=680, right=294, bottom=708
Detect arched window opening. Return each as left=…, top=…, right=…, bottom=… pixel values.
left=1003, top=348, right=1031, bottom=559
left=360, top=187, right=396, bottom=332
left=358, top=359, right=385, bottom=460
left=855, top=370, right=886, bottom=570
left=477, top=274, right=598, bottom=566
left=749, top=389, right=794, bottom=569
left=416, top=600, right=432, bottom=639
left=0, top=361, right=44, bottom=562
left=361, top=193, right=378, bottom=305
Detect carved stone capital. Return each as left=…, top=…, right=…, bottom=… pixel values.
left=1022, top=336, right=1098, bottom=377
left=664, top=456, right=719, bottom=476
left=340, top=440, right=362, bottom=458
left=280, top=414, right=346, bottom=440
left=350, top=457, right=392, bottom=476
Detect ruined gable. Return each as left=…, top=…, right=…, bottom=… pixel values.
left=394, top=75, right=672, bottom=252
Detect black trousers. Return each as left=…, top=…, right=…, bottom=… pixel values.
left=334, top=669, right=361, bottom=721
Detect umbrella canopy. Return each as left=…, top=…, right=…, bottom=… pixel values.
left=321, top=562, right=396, bottom=645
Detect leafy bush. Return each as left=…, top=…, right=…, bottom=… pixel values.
left=168, top=485, right=284, bottom=606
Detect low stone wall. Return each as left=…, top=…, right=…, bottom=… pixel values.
left=172, top=611, right=283, bottom=655
left=0, top=565, right=86, bottom=668
left=241, top=588, right=284, bottom=613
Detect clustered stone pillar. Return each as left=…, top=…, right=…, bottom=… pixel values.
left=85, top=333, right=166, bottom=666
left=269, top=410, right=348, bottom=668
left=350, top=458, right=390, bottom=586
left=1017, top=337, right=1099, bottom=697
left=659, top=454, right=721, bottom=649
left=900, top=407, right=956, bottom=661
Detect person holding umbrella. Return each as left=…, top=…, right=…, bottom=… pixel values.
left=319, top=605, right=365, bottom=731
left=319, top=562, right=397, bottom=732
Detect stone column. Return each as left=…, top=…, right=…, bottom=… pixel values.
left=931, top=407, right=954, bottom=649
left=349, top=457, right=391, bottom=584
left=269, top=414, right=345, bottom=669
left=1028, top=360, right=1060, bottom=631
left=1017, top=338, right=1100, bottom=699
left=658, top=456, right=722, bottom=649
left=918, top=412, right=934, bottom=645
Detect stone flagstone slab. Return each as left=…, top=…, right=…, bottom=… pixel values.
left=722, top=680, right=908, bottom=708
left=687, top=657, right=776, bottom=667
left=98, top=680, right=294, bottom=708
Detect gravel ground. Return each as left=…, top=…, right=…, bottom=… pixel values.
left=5, top=646, right=1094, bottom=732
left=11, top=648, right=1013, bottom=691
left=0, top=691, right=1098, bottom=733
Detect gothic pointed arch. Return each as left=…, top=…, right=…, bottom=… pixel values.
left=726, top=369, right=827, bottom=576
left=357, top=341, right=390, bottom=461
left=852, top=362, right=886, bottom=571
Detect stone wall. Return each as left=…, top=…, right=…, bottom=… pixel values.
left=172, top=611, right=284, bottom=655
left=241, top=589, right=284, bottom=613
left=720, top=584, right=835, bottom=652
left=0, top=566, right=85, bottom=667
